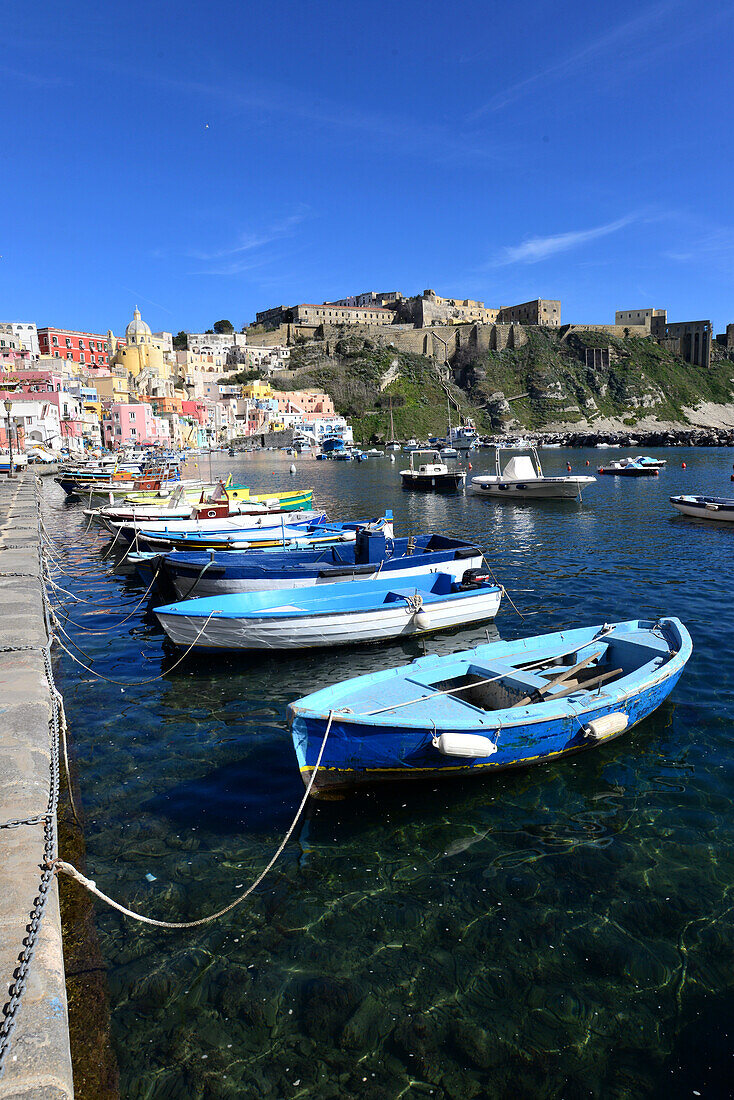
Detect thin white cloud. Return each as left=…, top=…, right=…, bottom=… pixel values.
left=184, top=209, right=311, bottom=275
left=187, top=210, right=310, bottom=263
left=491, top=215, right=637, bottom=266
left=467, top=0, right=684, bottom=119
left=663, top=226, right=734, bottom=265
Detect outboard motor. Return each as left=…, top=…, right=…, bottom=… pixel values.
left=460, top=567, right=492, bottom=590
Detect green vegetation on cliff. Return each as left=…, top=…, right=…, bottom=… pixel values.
left=270, top=336, right=476, bottom=443
left=263, top=330, right=734, bottom=442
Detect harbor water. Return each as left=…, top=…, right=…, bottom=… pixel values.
left=47, top=448, right=734, bottom=1099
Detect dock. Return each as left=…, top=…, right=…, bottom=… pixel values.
left=0, top=474, right=74, bottom=1099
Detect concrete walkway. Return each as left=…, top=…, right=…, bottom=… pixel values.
left=0, top=475, right=74, bottom=1099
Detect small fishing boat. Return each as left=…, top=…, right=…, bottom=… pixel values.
left=472, top=445, right=595, bottom=499
left=287, top=617, right=692, bottom=794
left=597, top=459, right=658, bottom=477
left=154, top=571, right=502, bottom=651
left=123, top=480, right=313, bottom=511
left=439, top=446, right=459, bottom=458
left=124, top=515, right=390, bottom=555
left=87, top=483, right=310, bottom=526
left=450, top=418, right=479, bottom=451
left=158, top=530, right=481, bottom=599
left=106, top=508, right=325, bottom=542
left=401, top=450, right=466, bottom=492
left=670, top=495, right=734, bottom=522
left=402, top=439, right=419, bottom=453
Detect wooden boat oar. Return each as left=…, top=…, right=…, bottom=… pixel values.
left=511, top=650, right=603, bottom=708
left=545, top=666, right=623, bottom=702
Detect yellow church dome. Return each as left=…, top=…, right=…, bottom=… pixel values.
left=126, top=307, right=152, bottom=343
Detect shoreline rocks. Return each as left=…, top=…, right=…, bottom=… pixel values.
left=527, top=427, right=734, bottom=448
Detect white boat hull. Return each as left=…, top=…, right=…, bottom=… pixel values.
left=170, top=553, right=484, bottom=600
left=671, top=500, right=734, bottom=522
left=471, top=476, right=594, bottom=499
left=157, top=587, right=502, bottom=650
left=104, top=509, right=321, bottom=537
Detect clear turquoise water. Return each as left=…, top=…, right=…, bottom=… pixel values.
left=46, top=448, right=734, bottom=1099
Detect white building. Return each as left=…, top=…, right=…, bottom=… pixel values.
left=0, top=322, right=40, bottom=357
left=244, top=344, right=291, bottom=372
left=187, top=332, right=247, bottom=354
left=153, top=331, right=174, bottom=355
left=326, top=291, right=401, bottom=308
left=5, top=399, right=64, bottom=452
left=295, top=415, right=353, bottom=446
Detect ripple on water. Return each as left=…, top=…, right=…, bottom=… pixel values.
left=45, top=449, right=734, bottom=1098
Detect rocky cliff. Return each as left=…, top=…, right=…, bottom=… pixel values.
left=266, top=330, right=734, bottom=444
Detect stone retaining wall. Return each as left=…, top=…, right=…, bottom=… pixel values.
left=0, top=475, right=74, bottom=1099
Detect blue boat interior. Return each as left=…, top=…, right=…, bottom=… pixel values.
left=296, top=622, right=676, bottom=725
left=156, top=571, right=497, bottom=619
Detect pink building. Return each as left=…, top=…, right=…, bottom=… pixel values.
left=0, top=373, right=85, bottom=443
left=274, top=389, right=334, bottom=416
left=102, top=403, right=170, bottom=448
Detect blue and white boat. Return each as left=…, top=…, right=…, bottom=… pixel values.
left=287, top=617, right=692, bottom=795
left=154, top=572, right=503, bottom=651
left=157, top=531, right=483, bottom=599
left=670, top=494, right=734, bottom=522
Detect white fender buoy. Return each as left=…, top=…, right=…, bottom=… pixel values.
left=583, top=712, right=628, bottom=741
left=414, top=610, right=430, bottom=630
left=390, top=454, right=395, bottom=463
left=432, top=732, right=497, bottom=758
left=290, top=463, right=297, bottom=475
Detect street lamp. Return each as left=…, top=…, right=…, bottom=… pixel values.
left=3, top=397, right=15, bottom=478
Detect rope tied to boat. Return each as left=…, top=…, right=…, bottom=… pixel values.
left=401, top=592, right=423, bottom=614
left=48, top=710, right=336, bottom=929
left=481, top=554, right=524, bottom=621
left=53, top=610, right=218, bottom=687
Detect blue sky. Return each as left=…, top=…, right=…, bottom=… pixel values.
left=2, top=0, right=734, bottom=334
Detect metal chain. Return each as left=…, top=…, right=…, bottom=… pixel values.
left=0, top=814, right=51, bottom=830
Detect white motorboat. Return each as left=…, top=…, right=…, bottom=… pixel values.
left=471, top=445, right=596, bottom=500
left=401, top=450, right=466, bottom=492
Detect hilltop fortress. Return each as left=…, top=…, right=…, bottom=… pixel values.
left=247, top=288, right=720, bottom=372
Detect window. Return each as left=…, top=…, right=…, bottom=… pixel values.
left=80, top=353, right=85, bottom=363
left=66, top=338, right=72, bottom=348
left=115, top=427, right=121, bottom=435
left=54, top=351, right=60, bottom=358
left=52, top=336, right=58, bottom=346
left=130, top=427, right=136, bottom=436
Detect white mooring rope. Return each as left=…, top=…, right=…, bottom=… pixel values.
left=50, top=711, right=335, bottom=929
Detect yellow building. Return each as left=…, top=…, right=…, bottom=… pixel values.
left=95, top=371, right=130, bottom=403
left=242, top=379, right=272, bottom=400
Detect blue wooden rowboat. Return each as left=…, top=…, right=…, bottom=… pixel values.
left=157, top=532, right=484, bottom=599
left=287, top=617, right=692, bottom=795
left=154, top=571, right=503, bottom=651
